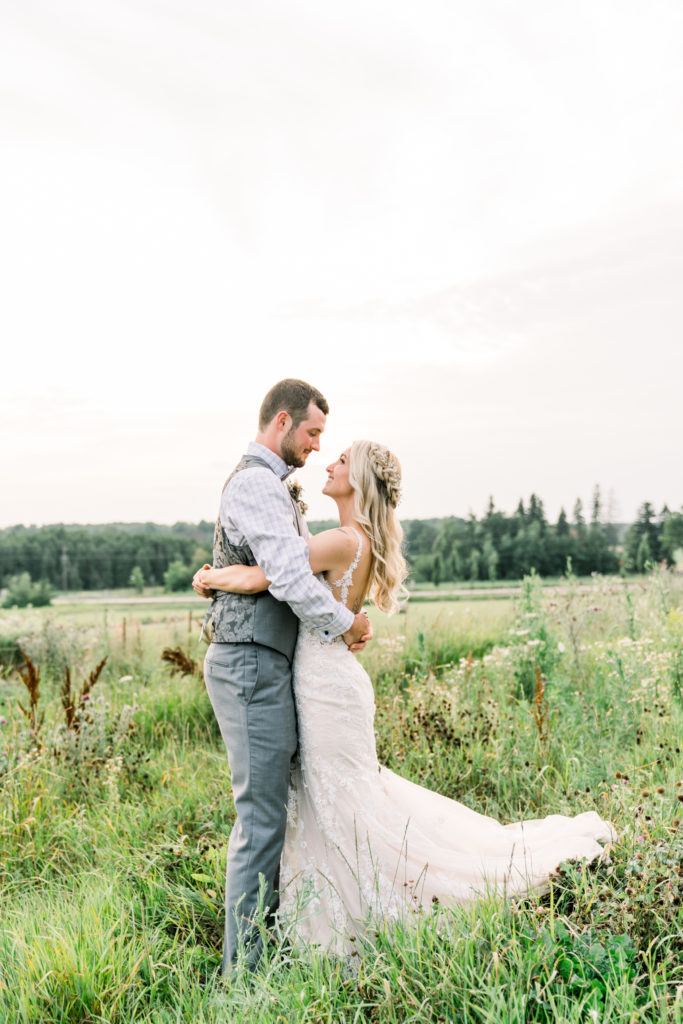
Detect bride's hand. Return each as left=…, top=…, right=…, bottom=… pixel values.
left=192, top=564, right=215, bottom=598
left=343, top=611, right=373, bottom=653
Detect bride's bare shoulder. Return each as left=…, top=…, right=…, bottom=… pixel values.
left=312, top=526, right=357, bottom=552
left=306, top=527, right=359, bottom=573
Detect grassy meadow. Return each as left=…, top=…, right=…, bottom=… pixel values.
left=0, top=570, right=682, bottom=1023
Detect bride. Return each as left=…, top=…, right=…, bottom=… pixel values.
left=195, top=440, right=615, bottom=953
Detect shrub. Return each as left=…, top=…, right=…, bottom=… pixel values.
left=510, top=571, right=560, bottom=700
left=2, top=573, right=54, bottom=608
left=163, top=561, right=193, bottom=593
left=50, top=695, right=150, bottom=800
left=129, top=565, right=145, bottom=594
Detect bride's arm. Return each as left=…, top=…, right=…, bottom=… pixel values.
left=192, top=529, right=357, bottom=596
left=194, top=563, right=269, bottom=596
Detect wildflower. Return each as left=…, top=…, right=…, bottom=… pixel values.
left=0, top=716, right=7, bottom=727
left=119, top=675, right=133, bottom=683
left=557, top=641, right=565, bottom=653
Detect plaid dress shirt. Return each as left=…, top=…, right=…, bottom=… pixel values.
left=220, top=442, right=354, bottom=642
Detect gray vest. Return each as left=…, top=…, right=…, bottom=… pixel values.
left=204, top=453, right=303, bottom=662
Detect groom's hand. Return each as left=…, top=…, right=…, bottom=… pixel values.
left=342, top=611, right=373, bottom=653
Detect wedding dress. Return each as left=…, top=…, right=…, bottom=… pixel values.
left=278, top=530, right=614, bottom=953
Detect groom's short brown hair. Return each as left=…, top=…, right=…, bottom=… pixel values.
left=258, top=379, right=329, bottom=431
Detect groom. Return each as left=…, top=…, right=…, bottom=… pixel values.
left=195, top=378, right=371, bottom=974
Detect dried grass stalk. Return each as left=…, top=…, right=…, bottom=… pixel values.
left=530, top=665, right=550, bottom=751
left=161, top=646, right=197, bottom=676
left=17, top=650, right=45, bottom=739
left=61, top=656, right=108, bottom=732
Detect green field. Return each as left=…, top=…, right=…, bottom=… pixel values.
left=0, top=570, right=682, bottom=1022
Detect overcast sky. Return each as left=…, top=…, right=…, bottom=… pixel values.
left=1, top=0, right=682, bottom=527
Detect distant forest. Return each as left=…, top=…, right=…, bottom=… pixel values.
left=1, top=490, right=682, bottom=593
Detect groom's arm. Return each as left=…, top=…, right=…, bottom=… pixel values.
left=224, top=469, right=354, bottom=642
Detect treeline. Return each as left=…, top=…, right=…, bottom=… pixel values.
left=0, top=524, right=213, bottom=591
left=1, top=493, right=682, bottom=593
left=400, top=494, right=683, bottom=584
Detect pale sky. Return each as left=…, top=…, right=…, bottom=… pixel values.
left=1, top=0, right=682, bottom=527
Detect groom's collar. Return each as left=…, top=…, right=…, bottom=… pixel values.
left=247, top=441, right=295, bottom=481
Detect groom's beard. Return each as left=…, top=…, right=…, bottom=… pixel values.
left=280, top=427, right=306, bottom=468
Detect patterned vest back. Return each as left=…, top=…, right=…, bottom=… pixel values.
left=204, top=452, right=302, bottom=661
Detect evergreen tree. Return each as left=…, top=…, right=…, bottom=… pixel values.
left=552, top=507, right=573, bottom=573
left=483, top=539, right=499, bottom=581
left=591, top=485, right=602, bottom=525
left=528, top=493, right=546, bottom=530
left=626, top=502, right=661, bottom=568
left=605, top=488, right=619, bottom=547
left=520, top=520, right=545, bottom=575
left=661, top=509, right=683, bottom=564
left=636, top=534, right=652, bottom=572
left=573, top=498, right=586, bottom=529
left=431, top=555, right=443, bottom=586
left=411, top=554, right=436, bottom=583
left=572, top=498, right=589, bottom=573
left=586, top=485, right=610, bottom=573
left=449, top=548, right=462, bottom=581
left=556, top=508, right=570, bottom=536
left=434, top=517, right=461, bottom=567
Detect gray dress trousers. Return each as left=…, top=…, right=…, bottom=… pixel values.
left=203, top=639, right=297, bottom=972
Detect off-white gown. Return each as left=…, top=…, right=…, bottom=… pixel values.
left=278, top=530, right=614, bottom=953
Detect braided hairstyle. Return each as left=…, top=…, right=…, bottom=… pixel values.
left=348, top=440, right=408, bottom=613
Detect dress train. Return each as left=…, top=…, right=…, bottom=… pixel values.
left=278, top=627, right=614, bottom=953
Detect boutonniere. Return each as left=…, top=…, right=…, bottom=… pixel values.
left=287, top=478, right=308, bottom=516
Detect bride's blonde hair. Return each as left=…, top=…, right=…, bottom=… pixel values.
left=349, top=440, right=408, bottom=614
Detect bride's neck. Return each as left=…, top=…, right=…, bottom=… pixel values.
left=333, top=494, right=357, bottom=528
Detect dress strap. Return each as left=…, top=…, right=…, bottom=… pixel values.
left=331, top=527, right=364, bottom=607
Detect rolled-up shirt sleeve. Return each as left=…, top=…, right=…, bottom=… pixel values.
left=222, top=468, right=354, bottom=641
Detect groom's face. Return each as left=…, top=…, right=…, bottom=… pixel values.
left=280, top=401, right=326, bottom=468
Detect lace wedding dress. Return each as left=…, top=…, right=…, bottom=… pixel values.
left=278, top=530, right=615, bottom=953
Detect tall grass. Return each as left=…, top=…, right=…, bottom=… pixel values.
left=0, top=573, right=681, bottom=1022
